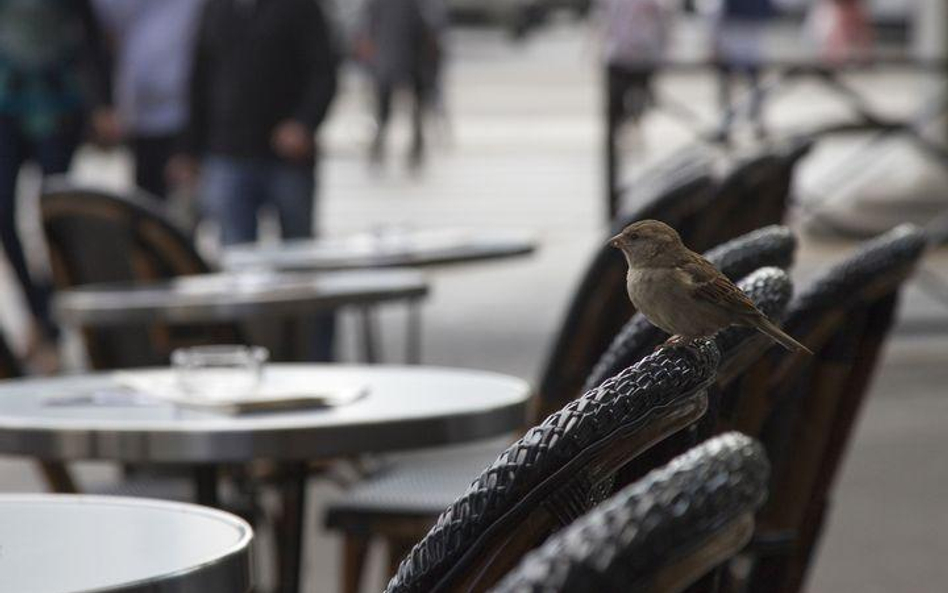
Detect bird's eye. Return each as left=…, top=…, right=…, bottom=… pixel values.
left=628, top=233, right=639, bottom=240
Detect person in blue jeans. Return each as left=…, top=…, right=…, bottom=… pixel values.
left=0, top=0, right=108, bottom=368
left=713, top=0, right=774, bottom=142
left=169, top=0, right=339, bottom=358
left=170, top=0, right=337, bottom=246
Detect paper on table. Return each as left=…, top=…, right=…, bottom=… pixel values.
left=112, top=371, right=369, bottom=414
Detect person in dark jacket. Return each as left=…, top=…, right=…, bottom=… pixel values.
left=170, top=0, right=338, bottom=246
left=169, top=0, right=338, bottom=361
left=358, top=0, right=445, bottom=170
left=0, top=0, right=109, bottom=368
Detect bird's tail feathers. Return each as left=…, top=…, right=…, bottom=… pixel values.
left=754, top=316, right=813, bottom=355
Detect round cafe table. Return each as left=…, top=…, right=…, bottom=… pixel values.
left=53, top=269, right=427, bottom=327
left=0, top=494, right=253, bottom=593
left=53, top=269, right=428, bottom=363
left=220, top=227, right=537, bottom=272
left=0, top=364, right=531, bottom=593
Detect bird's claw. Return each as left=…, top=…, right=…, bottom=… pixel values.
left=654, top=335, right=687, bottom=351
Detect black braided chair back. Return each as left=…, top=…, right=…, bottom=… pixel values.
left=40, top=180, right=239, bottom=369
left=385, top=341, right=722, bottom=593
left=719, top=224, right=927, bottom=593
left=690, top=139, right=811, bottom=252
left=491, top=432, right=770, bottom=593
left=537, top=140, right=810, bottom=422
left=601, top=266, right=792, bottom=501
left=614, top=144, right=716, bottom=217
left=536, top=169, right=718, bottom=420
left=584, top=225, right=797, bottom=393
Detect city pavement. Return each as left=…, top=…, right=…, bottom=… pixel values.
left=0, top=21, right=946, bottom=592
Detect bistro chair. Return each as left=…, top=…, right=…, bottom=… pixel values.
left=0, top=332, right=77, bottom=493
left=327, top=270, right=791, bottom=592
left=688, top=138, right=812, bottom=252
left=584, top=225, right=796, bottom=393
left=612, top=144, right=715, bottom=220
left=720, top=224, right=927, bottom=593
left=324, top=228, right=795, bottom=592
left=539, top=165, right=717, bottom=421
left=382, top=341, right=721, bottom=593
left=40, top=180, right=239, bottom=368
left=491, top=432, right=770, bottom=593
left=541, top=140, right=810, bottom=421
left=595, top=265, right=792, bottom=501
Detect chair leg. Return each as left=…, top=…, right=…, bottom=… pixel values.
left=38, top=462, right=78, bottom=493
left=342, top=535, right=370, bottom=593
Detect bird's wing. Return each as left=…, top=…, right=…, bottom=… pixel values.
left=681, top=255, right=762, bottom=317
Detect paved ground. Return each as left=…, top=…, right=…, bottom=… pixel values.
left=0, top=21, right=946, bottom=593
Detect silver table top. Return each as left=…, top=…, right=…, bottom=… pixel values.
left=53, top=269, right=428, bottom=327
left=220, top=228, right=537, bottom=272
left=0, top=494, right=253, bottom=593
left=0, top=364, right=531, bottom=463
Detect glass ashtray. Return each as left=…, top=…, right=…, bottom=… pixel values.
left=171, top=345, right=269, bottom=400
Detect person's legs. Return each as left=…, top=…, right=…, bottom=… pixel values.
left=605, top=64, right=629, bottom=219
left=626, top=69, right=654, bottom=123
left=131, top=134, right=176, bottom=198
left=0, top=117, right=35, bottom=322
left=714, top=64, right=735, bottom=144
left=746, top=66, right=767, bottom=138
left=408, top=75, right=428, bottom=169
left=25, top=112, right=83, bottom=339
left=199, top=155, right=261, bottom=246
left=266, top=160, right=333, bottom=361
left=371, top=79, right=394, bottom=163
left=267, top=161, right=314, bottom=240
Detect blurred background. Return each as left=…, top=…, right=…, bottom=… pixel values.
left=0, top=0, right=945, bottom=591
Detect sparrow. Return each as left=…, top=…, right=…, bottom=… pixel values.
left=609, top=220, right=811, bottom=354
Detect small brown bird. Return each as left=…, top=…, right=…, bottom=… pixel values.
left=610, top=220, right=811, bottom=354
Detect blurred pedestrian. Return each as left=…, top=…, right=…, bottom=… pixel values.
left=0, top=0, right=108, bottom=368
left=807, top=0, right=873, bottom=64
left=713, top=0, right=774, bottom=142
left=169, top=0, right=338, bottom=361
left=92, top=0, right=205, bottom=199
left=170, top=0, right=338, bottom=246
left=358, top=0, right=446, bottom=171
left=596, top=0, right=672, bottom=218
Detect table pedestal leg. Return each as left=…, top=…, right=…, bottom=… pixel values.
left=358, top=306, right=380, bottom=364
left=277, top=464, right=308, bottom=593
left=406, top=299, right=422, bottom=365
left=195, top=465, right=219, bottom=507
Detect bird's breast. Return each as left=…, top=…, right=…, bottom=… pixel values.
left=626, top=268, right=680, bottom=307
left=626, top=267, right=701, bottom=336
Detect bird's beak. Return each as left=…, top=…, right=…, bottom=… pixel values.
left=608, top=234, right=622, bottom=249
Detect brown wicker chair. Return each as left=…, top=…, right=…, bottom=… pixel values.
left=538, top=169, right=717, bottom=421
left=0, top=332, right=78, bottom=492
left=383, top=341, right=722, bottom=593
left=491, top=432, right=770, bottom=593
left=583, top=225, right=796, bottom=394
left=688, top=139, right=812, bottom=253
left=40, top=180, right=240, bottom=368
left=323, top=227, right=795, bottom=593
left=718, top=224, right=927, bottom=593
left=540, top=139, right=810, bottom=421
